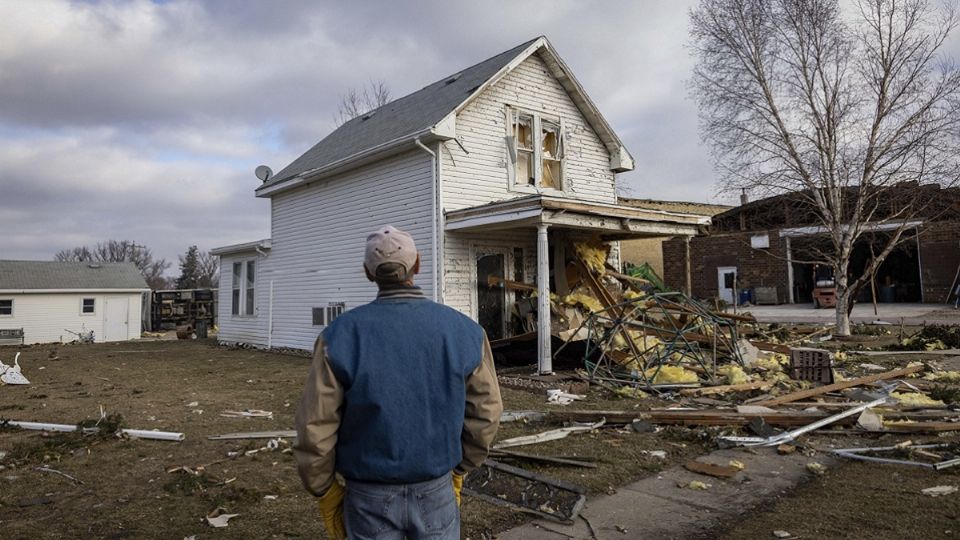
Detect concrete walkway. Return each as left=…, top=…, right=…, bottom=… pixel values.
left=735, top=303, right=960, bottom=326
left=498, top=447, right=838, bottom=540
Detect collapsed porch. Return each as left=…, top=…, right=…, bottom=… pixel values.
left=445, top=195, right=709, bottom=374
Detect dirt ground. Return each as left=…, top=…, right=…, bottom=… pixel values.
left=1, top=339, right=958, bottom=539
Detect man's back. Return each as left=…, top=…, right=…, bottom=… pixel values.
left=323, top=294, right=486, bottom=484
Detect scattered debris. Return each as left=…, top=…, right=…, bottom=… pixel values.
left=682, top=480, right=711, bottom=490
left=546, top=389, right=584, bottom=405
left=684, top=460, right=740, bottom=479
left=921, top=485, right=958, bottom=497
left=3, top=419, right=184, bottom=441
left=806, top=462, right=827, bottom=475
left=773, top=531, right=793, bottom=539
left=0, top=352, right=30, bottom=385
left=205, top=507, right=239, bottom=528
left=220, top=409, right=273, bottom=419
left=463, top=460, right=586, bottom=523
left=833, top=443, right=960, bottom=470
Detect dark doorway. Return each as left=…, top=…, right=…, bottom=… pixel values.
left=477, top=253, right=506, bottom=340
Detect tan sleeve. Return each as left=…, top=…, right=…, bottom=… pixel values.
left=457, top=335, right=503, bottom=474
left=293, top=336, right=343, bottom=496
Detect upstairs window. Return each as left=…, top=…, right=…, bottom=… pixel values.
left=507, top=108, right=565, bottom=190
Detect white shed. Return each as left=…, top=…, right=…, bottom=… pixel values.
left=0, top=261, right=150, bottom=345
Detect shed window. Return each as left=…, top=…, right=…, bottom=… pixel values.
left=231, top=259, right=256, bottom=317
left=507, top=107, right=565, bottom=190
left=312, top=302, right=345, bottom=326
left=81, top=298, right=95, bottom=315
left=0, top=299, right=11, bottom=316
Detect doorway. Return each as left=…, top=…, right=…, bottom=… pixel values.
left=717, top=266, right=737, bottom=304
left=475, top=248, right=518, bottom=340
left=104, top=297, right=129, bottom=341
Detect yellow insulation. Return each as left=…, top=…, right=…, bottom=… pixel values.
left=563, top=293, right=603, bottom=313
left=924, top=371, right=960, bottom=383
left=717, top=365, right=750, bottom=385
left=891, top=392, right=945, bottom=407
left=574, top=242, right=608, bottom=274
left=644, top=365, right=699, bottom=384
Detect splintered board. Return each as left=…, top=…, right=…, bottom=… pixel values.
left=463, top=460, right=586, bottom=523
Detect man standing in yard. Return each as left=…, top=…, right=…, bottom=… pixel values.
left=294, top=225, right=502, bottom=540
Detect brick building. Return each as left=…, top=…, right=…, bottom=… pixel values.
left=663, top=186, right=960, bottom=305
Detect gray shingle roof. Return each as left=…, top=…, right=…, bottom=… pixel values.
left=0, top=261, right=149, bottom=290
left=263, top=37, right=541, bottom=188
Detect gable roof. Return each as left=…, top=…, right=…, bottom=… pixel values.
left=256, top=36, right=633, bottom=197
left=0, top=261, right=149, bottom=291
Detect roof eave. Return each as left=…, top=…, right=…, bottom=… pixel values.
left=255, top=126, right=453, bottom=198
left=210, top=239, right=273, bottom=256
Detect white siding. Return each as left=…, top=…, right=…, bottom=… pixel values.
left=442, top=53, right=617, bottom=212
left=216, top=251, right=271, bottom=346
left=250, top=150, right=434, bottom=351
left=0, top=292, right=142, bottom=345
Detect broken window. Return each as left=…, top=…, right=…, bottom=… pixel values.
left=507, top=107, right=564, bottom=189
left=513, top=113, right=534, bottom=185
left=541, top=120, right=562, bottom=189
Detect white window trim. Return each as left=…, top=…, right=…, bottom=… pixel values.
left=505, top=106, right=567, bottom=194
left=231, top=258, right=257, bottom=318
left=80, top=297, right=96, bottom=316
left=0, top=298, right=12, bottom=318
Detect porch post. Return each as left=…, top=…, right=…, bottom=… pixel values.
left=537, top=223, right=553, bottom=375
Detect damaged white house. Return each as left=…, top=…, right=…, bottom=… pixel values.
left=214, top=36, right=707, bottom=372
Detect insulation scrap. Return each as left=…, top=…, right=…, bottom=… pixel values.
left=563, top=293, right=604, bottom=313
left=924, top=371, right=960, bottom=383
left=683, top=480, right=710, bottom=490
left=754, top=355, right=786, bottom=372
left=614, top=386, right=649, bottom=399
left=728, top=460, right=745, bottom=471
left=834, top=351, right=848, bottom=362
left=644, top=365, right=699, bottom=384
left=574, top=242, right=608, bottom=274
left=905, top=361, right=925, bottom=378
left=806, top=462, right=826, bottom=475
left=891, top=392, right=945, bottom=407
left=718, top=365, right=750, bottom=385
left=623, top=289, right=645, bottom=300
left=925, top=340, right=948, bottom=351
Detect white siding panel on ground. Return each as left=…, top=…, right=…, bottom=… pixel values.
left=0, top=293, right=142, bottom=345
left=262, top=150, right=434, bottom=351
left=216, top=251, right=271, bottom=346
left=442, top=53, right=617, bottom=212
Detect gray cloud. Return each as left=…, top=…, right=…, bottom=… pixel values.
left=2, top=0, right=956, bottom=269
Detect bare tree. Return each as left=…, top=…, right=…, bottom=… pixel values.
left=197, top=250, right=220, bottom=288
left=691, top=0, right=960, bottom=335
left=55, top=240, right=172, bottom=290
left=334, top=80, right=391, bottom=126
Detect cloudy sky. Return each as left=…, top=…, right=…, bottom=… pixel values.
left=2, top=1, right=957, bottom=273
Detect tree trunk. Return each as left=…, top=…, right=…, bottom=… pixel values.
left=834, top=272, right=852, bottom=336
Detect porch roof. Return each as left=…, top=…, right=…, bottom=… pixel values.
left=444, top=195, right=709, bottom=239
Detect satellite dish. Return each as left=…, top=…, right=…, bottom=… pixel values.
left=254, top=165, right=273, bottom=183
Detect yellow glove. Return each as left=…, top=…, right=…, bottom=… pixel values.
left=317, top=482, right=346, bottom=540
left=452, top=472, right=464, bottom=507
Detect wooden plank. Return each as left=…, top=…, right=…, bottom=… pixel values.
left=489, top=448, right=598, bottom=468
left=883, top=422, right=960, bottom=433
left=752, top=365, right=925, bottom=407
left=684, top=460, right=740, bottom=478
left=679, top=381, right=773, bottom=397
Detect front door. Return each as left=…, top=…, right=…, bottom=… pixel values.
left=476, top=252, right=507, bottom=340
left=717, top=266, right=737, bottom=304
left=104, top=297, right=129, bottom=341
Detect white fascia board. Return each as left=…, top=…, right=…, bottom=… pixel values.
left=451, top=37, right=548, bottom=115
left=254, top=128, right=438, bottom=198
left=211, top=239, right=272, bottom=256
left=445, top=208, right=544, bottom=231
left=0, top=289, right=151, bottom=294
left=779, top=220, right=924, bottom=237
left=610, top=146, right=635, bottom=172
left=433, top=114, right=457, bottom=139
left=539, top=195, right=710, bottom=225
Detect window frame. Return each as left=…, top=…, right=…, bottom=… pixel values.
left=231, top=258, right=257, bottom=317
left=312, top=302, right=346, bottom=327
left=80, top=297, right=96, bottom=316
left=505, top=106, right=566, bottom=192
left=0, top=298, right=12, bottom=317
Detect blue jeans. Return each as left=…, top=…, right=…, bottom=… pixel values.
left=344, top=473, right=459, bottom=539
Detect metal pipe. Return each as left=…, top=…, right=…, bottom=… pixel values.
left=267, top=279, right=274, bottom=349
left=414, top=137, right=439, bottom=302
left=6, top=420, right=184, bottom=441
